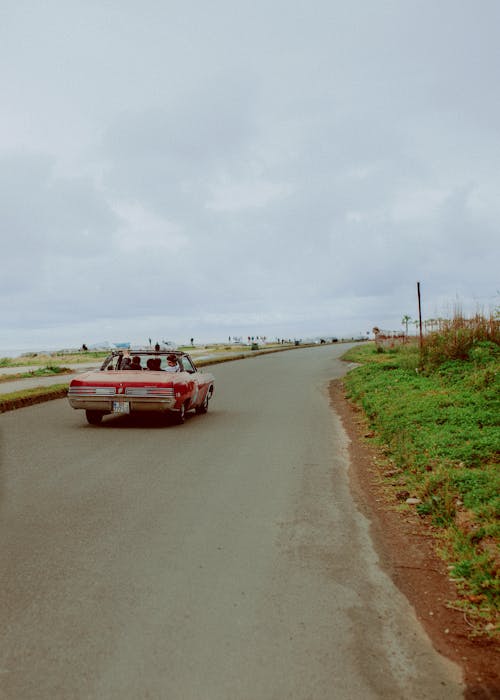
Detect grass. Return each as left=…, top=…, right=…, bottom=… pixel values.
left=342, top=336, right=500, bottom=631
left=422, top=311, right=499, bottom=367
left=0, top=365, right=73, bottom=383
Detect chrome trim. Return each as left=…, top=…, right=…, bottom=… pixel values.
left=68, top=386, right=116, bottom=396
left=125, top=387, right=175, bottom=397
left=68, top=396, right=176, bottom=410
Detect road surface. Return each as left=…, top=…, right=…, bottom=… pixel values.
left=0, top=345, right=463, bottom=699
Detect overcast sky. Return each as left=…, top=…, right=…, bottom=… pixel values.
left=1, top=1, right=499, bottom=350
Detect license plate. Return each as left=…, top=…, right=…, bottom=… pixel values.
left=113, top=401, right=130, bottom=414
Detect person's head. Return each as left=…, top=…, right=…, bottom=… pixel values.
left=167, top=354, right=177, bottom=366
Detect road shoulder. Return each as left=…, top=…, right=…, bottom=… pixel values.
left=329, top=378, right=500, bottom=699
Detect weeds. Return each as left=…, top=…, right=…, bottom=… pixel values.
left=422, top=312, right=499, bottom=366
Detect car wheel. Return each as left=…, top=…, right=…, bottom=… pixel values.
left=196, top=393, right=209, bottom=414
left=175, top=402, right=186, bottom=424
left=86, top=410, right=104, bottom=425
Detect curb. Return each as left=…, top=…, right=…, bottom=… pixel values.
left=0, top=386, right=69, bottom=414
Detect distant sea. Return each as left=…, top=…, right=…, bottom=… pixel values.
left=1, top=348, right=29, bottom=359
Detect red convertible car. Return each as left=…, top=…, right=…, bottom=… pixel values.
left=68, top=349, right=215, bottom=425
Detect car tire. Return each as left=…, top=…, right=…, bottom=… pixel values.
left=175, top=403, right=186, bottom=424
left=86, top=410, right=104, bottom=425
left=196, top=393, right=209, bottom=414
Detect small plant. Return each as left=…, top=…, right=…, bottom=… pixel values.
left=30, top=365, right=70, bottom=377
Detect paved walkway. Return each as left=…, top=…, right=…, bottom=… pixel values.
left=0, top=362, right=102, bottom=376
left=0, top=364, right=102, bottom=394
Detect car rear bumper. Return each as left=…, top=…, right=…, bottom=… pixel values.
left=68, top=396, right=177, bottom=413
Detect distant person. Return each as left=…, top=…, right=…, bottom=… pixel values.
left=146, top=358, right=156, bottom=371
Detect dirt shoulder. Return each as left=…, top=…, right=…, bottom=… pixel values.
left=330, top=379, right=500, bottom=699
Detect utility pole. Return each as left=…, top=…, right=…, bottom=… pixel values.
left=417, top=281, right=423, bottom=352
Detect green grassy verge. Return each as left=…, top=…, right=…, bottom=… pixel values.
left=342, top=341, right=499, bottom=631
left=0, top=384, right=69, bottom=413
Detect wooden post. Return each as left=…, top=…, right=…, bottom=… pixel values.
left=417, top=281, right=423, bottom=352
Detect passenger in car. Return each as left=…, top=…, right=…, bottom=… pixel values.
left=145, top=358, right=162, bottom=371
left=120, top=357, right=132, bottom=370
left=130, top=356, right=142, bottom=370
left=165, top=354, right=180, bottom=372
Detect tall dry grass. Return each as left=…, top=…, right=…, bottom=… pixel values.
left=422, top=311, right=500, bottom=366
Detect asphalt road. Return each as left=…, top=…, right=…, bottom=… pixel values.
left=0, top=345, right=463, bottom=699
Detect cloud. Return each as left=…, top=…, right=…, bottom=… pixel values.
left=0, top=1, right=499, bottom=349
left=206, top=180, right=294, bottom=212
left=0, top=152, right=119, bottom=317
left=112, top=201, right=188, bottom=254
